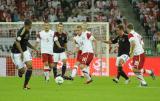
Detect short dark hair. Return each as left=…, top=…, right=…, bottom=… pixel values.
left=117, top=24, right=124, bottom=31
left=127, top=23, right=134, bottom=30
left=24, top=19, right=32, bottom=26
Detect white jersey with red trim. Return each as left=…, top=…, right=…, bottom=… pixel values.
left=73, top=35, right=83, bottom=50
left=36, top=30, right=55, bottom=55
left=79, top=31, right=94, bottom=53
left=128, top=30, right=144, bottom=55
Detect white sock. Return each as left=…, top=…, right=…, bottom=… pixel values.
left=144, top=69, right=152, bottom=74
left=82, top=68, right=91, bottom=81
left=44, top=66, right=50, bottom=80
left=135, top=72, right=147, bottom=85
left=71, top=65, right=78, bottom=78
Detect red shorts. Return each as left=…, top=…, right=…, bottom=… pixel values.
left=77, top=50, right=82, bottom=62
left=42, top=53, right=54, bottom=63
left=79, top=52, right=94, bottom=66
left=132, top=53, right=145, bottom=69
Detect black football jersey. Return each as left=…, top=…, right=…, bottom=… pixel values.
left=11, top=27, right=30, bottom=53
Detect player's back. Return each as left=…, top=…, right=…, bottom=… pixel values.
left=38, top=30, right=54, bottom=54
left=128, top=30, right=144, bottom=55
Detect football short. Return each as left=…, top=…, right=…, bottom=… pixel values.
left=77, top=50, right=82, bottom=62
left=132, top=53, right=145, bottom=69
left=42, top=53, right=54, bottom=63
left=11, top=50, right=32, bottom=69
left=116, top=54, right=129, bottom=66
left=53, top=52, right=67, bottom=62
left=79, top=52, right=94, bottom=66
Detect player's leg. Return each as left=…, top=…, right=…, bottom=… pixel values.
left=70, top=61, right=79, bottom=79
left=11, top=53, right=25, bottom=78
left=141, top=68, right=155, bottom=80
left=79, top=53, right=93, bottom=84
left=113, top=57, right=121, bottom=83
left=48, top=54, right=55, bottom=79
left=133, top=53, right=147, bottom=86
left=119, top=59, right=130, bottom=83
left=53, top=53, right=59, bottom=78
left=42, top=54, right=50, bottom=81
left=60, top=52, right=67, bottom=77
left=23, top=50, right=33, bottom=89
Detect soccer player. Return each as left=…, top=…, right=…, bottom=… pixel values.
left=35, top=21, right=62, bottom=81
left=71, top=25, right=96, bottom=84
left=11, top=19, right=36, bottom=90
left=103, top=24, right=130, bottom=84
left=52, top=22, right=71, bottom=79
left=127, top=23, right=155, bottom=86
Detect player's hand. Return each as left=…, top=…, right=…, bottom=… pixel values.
left=66, top=51, right=73, bottom=55
left=21, top=53, right=24, bottom=61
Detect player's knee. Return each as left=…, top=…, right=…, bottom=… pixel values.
left=62, top=59, right=67, bottom=65
left=25, top=61, right=32, bottom=69
left=19, top=68, right=25, bottom=74
left=44, top=62, right=49, bottom=66
left=118, top=66, right=122, bottom=72
left=79, top=64, right=85, bottom=69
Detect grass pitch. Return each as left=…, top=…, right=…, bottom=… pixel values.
left=0, top=76, right=159, bottom=101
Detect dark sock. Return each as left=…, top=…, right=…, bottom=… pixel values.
left=24, top=69, right=32, bottom=87
left=62, top=64, right=66, bottom=77
left=120, top=70, right=129, bottom=80
left=53, top=67, right=57, bottom=78
left=116, top=71, right=121, bottom=79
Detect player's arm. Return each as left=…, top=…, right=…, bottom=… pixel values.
left=15, top=28, right=25, bottom=60
left=27, top=42, right=37, bottom=50
left=34, top=33, right=40, bottom=49
left=128, top=34, right=135, bottom=58
left=54, top=36, right=62, bottom=48
left=103, top=36, right=118, bottom=44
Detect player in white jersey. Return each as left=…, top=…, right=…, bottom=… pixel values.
left=71, top=25, right=96, bottom=84
left=127, top=23, right=155, bottom=86
left=35, top=21, right=62, bottom=81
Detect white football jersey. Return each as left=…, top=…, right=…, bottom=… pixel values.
left=78, top=31, right=94, bottom=53
left=128, top=30, right=144, bottom=55
left=73, top=35, right=82, bottom=50
left=37, top=30, right=55, bottom=55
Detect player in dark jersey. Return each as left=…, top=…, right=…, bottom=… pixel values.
left=104, top=24, right=130, bottom=84
left=11, top=19, right=37, bottom=90
left=52, top=22, right=71, bottom=80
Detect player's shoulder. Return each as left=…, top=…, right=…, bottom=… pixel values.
left=128, top=33, right=134, bottom=39
left=17, top=27, right=25, bottom=36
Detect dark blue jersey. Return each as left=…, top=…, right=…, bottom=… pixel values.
left=112, top=34, right=130, bottom=56
left=11, top=27, right=30, bottom=53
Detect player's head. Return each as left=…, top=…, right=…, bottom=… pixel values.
left=76, top=25, right=83, bottom=36
left=56, top=22, right=64, bottom=33
left=24, top=19, right=32, bottom=31
left=116, top=24, right=124, bottom=36
left=43, top=21, right=50, bottom=32
left=127, top=23, right=134, bottom=33
left=81, top=22, right=88, bottom=31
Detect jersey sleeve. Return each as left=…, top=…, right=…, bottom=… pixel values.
left=36, top=32, right=41, bottom=42
left=128, top=33, right=135, bottom=42
left=86, top=32, right=95, bottom=40
left=16, top=28, right=25, bottom=41
left=111, top=36, right=119, bottom=44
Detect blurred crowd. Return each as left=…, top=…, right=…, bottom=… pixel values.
left=0, top=0, right=129, bottom=33
left=129, top=0, right=160, bottom=54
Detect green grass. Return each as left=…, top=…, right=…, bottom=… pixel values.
left=0, top=76, right=159, bottom=101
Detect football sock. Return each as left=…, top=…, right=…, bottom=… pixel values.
left=134, top=72, right=147, bottom=84
left=24, top=69, right=32, bottom=87
left=120, top=70, right=129, bottom=80
left=62, top=64, right=66, bottom=77
left=44, top=66, right=50, bottom=80
left=82, top=68, right=91, bottom=81
left=71, top=65, right=78, bottom=78
left=53, top=66, right=57, bottom=78
left=142, top=69, right=152, bottom=74
left=117, top=71, right=121, bottom=79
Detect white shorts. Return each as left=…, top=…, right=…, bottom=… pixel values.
left=116, top=54, right=129, bottom=66
left=53, top=52, right=67, bottom=62
left=11, top=50, right=32, bottom=69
